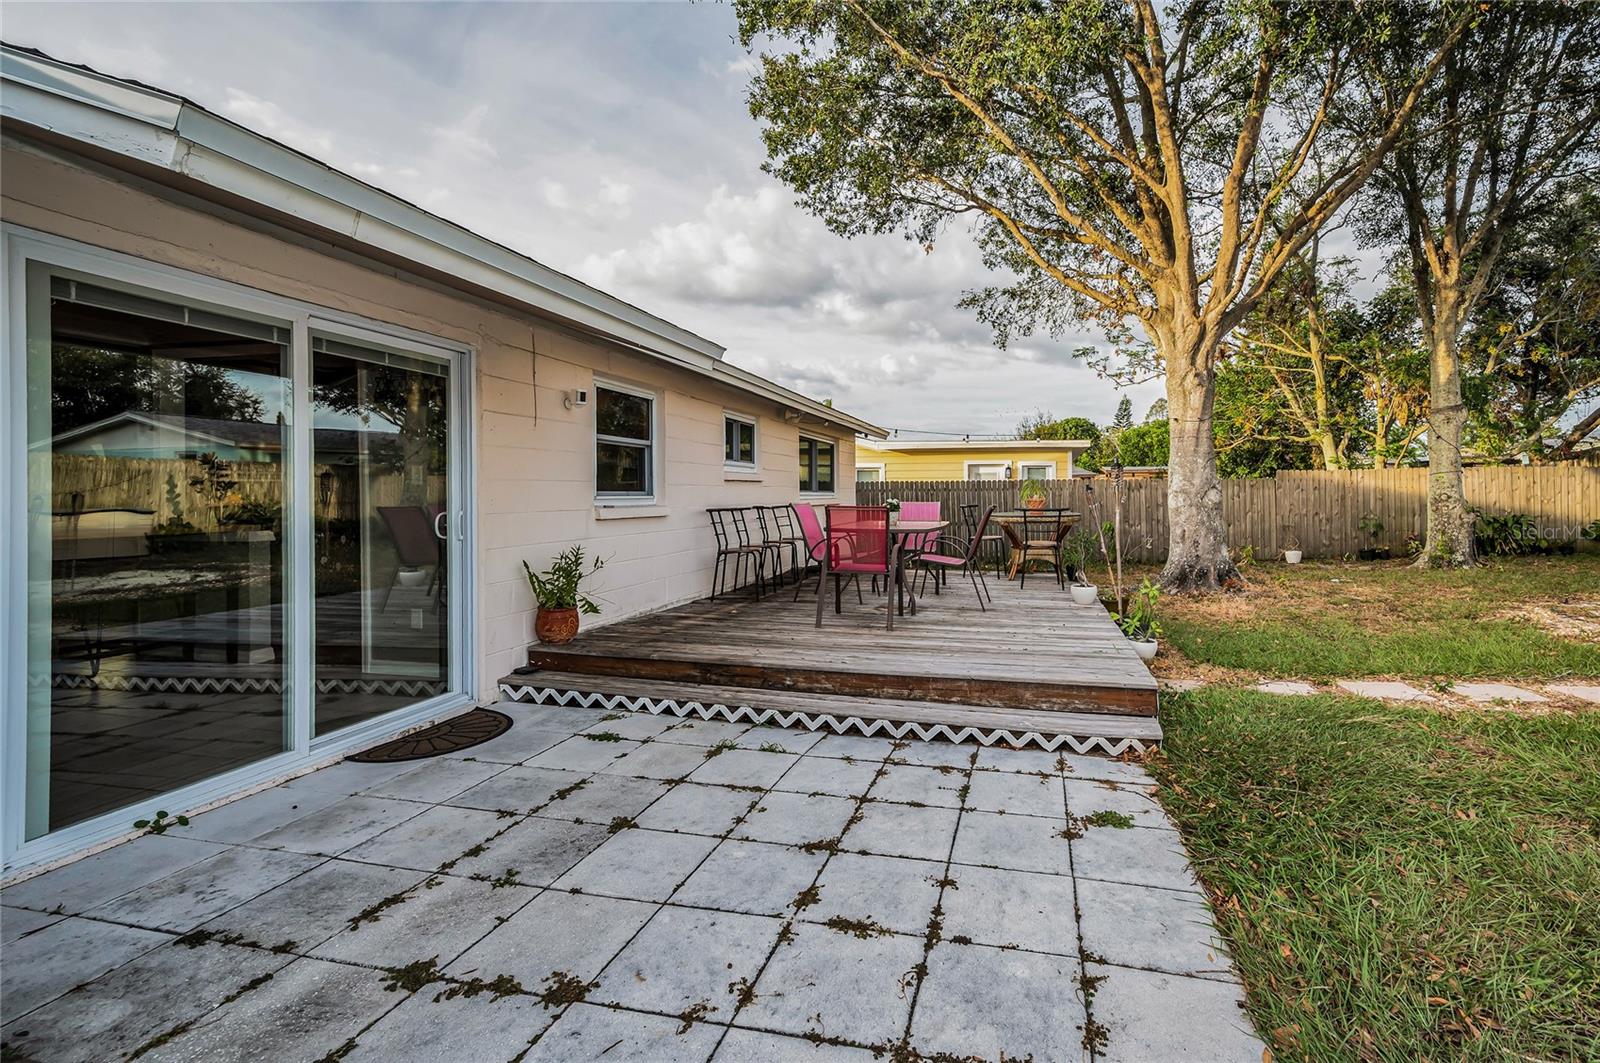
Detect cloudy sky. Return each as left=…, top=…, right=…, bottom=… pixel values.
left=4, top=2, right=1164, bottom=436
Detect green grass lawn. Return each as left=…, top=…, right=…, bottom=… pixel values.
left=1148, top=553, right=1600, bottom=680
left=1150, top=688, right=1600, bottom=1062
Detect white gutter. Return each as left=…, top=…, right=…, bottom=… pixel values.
left=859, top=438, right=1093, bottom=451
left=0, top=45, right=888, bottom=439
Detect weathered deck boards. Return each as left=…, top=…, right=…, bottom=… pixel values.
left=514, top=578, right=1159, bottom=718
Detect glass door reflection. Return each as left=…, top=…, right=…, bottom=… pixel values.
left=25, top=274, right=290, bottom=837
left=311, top=335, right=451, bottom=735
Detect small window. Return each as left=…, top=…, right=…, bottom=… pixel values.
left=799, top=436, right=836, bottom=493
left=856, top=465, right=884, bottom=483
left=596, top=382, right=654, bottom=498
left=966, top=462, right=1009, bottom=481
left=724, top=413, right=756, bottom=468
left=1020, top=462, right=1055, bottom=481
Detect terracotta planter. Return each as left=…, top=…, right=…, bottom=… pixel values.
left=535, top=606, right=580, bottom=645
left=1024, top=496, right=1047, bottom=511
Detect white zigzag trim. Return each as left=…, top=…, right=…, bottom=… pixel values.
left=499, top=683, right=1152, bottom=756
left=46, top=674, right=444, bottom=698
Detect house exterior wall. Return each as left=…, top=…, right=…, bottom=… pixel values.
left=2, top=140, right=857, bottom=701
left=857, top=445, right=1078, bottom=482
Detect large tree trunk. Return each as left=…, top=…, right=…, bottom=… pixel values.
left=1416, top=294, right=1477, bottom=567
left=1159, top=340, right=1242, bottom=593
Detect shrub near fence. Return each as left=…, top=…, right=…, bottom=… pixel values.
left=858, top=466, right=1600, bottom=562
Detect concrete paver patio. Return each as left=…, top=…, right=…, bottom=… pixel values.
left=0, top=701, right=1263, bottom=1062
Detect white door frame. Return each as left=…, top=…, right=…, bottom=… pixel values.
left=0, top=225, right=479, bottom=876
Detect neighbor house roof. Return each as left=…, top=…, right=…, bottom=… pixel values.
left=857, top=438, right=1093, bottom=451
left=40, top=411, right=391, bottom=454
left=0, top=44, right=886, bottom=439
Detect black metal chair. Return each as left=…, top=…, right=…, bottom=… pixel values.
left=708, top=508, right=769, bottom=599
left=755, top=505, right=805, bottom=586
left=915, top=506, right=995, bottom=610
left=962, top=503, right=1005, bottom=580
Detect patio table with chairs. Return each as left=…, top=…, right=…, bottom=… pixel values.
left=991, top=509, right=1081, bottom=586
left=706, top=501, right=1000, bottom=628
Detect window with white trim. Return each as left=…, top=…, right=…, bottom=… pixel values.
left=965, top=461, right=1009, bottom=480
left=1019, top=462, right=1055, bottom=481
left=856, top=464, right=885, bottom=483
left=799, top=435, right=836, bottom=493
left=724, top=412, right=756, bottom=469
left=595, top=381, right=655, bottom=499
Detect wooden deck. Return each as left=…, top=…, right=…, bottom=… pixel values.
left=500, top=578, right=1161, bottom=754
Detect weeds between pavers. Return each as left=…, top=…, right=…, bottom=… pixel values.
left=676, top=1000, right=715, bottom=1033
left=469, top=868, right=521, bottom=889
left=536, top=970, right=596, bottom=1009
left=728, top=976, right=757, bottom=1008
left=349, top=878, right=438, bottom=930
left=823, top=914, right=896, bottom=940
left=380, top=958, right=528, bottom=1003
left=583, top=732, right=626, bottom=743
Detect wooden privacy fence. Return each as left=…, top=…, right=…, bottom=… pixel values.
left=49, top=455, right=442, bottom=530
left=858, top=466, right=1600, bottom=562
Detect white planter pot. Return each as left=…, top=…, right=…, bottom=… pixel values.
left=1130, top=638, right=1158, bottom=661
left=1070, top=584, right=1099, bottom=606
left=396, top=567, right=430, bottom=588
left=1284, top=549, right=1303, bottom=564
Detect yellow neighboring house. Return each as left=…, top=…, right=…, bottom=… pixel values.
left=855, top=438, right=1092, bottom=482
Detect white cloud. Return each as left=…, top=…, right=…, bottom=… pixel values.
left=540, top=180, right=572, bottom=210
left=428, top=103, right=498, bottom=163
left=598, top=178, right=633, bottom=211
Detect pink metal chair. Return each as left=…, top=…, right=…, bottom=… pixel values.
left=816, top=505, right=897, bottom=629
left=897, top=500, right=942, bottom=594
left=790, top=503, right=836, bottom=602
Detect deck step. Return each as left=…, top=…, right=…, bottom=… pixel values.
left=499, top=670, right=1161, bottom=756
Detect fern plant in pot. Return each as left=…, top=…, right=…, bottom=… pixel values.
left=523, top=546, right=604, bottom=645
left=1115, top=578, right=1162, bottom=661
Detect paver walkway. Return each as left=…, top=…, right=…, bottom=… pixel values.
left=0, top=701, right=1263, bottom=1062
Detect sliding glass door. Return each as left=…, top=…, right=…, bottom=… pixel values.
left=311, top=334, right=451, bottom=735
left=23, top=271, right=292, bottom=838
left=10, top=239, right=471, bottom=859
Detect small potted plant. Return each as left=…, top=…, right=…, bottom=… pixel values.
left=1116, top=577, right=1162, bottom=661
left=1283, top=533, right=1302, bottom=565
left=885, top=497, right=902, bottom=516
left=1018, top=479, right=1048, bottom=511
left=523, top=546, right=604, bottom=645
left=1059, top=529, right=1099, bottom=605
left=1357, top=513, right=1390, bottom=561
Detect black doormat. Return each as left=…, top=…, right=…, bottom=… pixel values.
left=348, top=708, right=512, bottom=763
